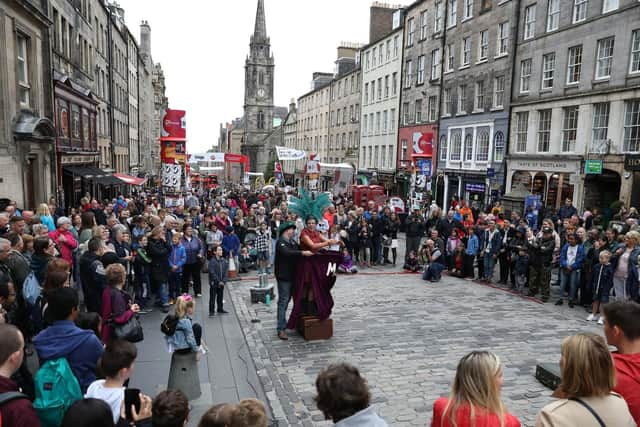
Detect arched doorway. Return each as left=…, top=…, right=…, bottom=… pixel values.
left=584, top=169, right=621, bottom=211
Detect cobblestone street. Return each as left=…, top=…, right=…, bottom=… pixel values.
left=229, top=269, right=603, bottom=427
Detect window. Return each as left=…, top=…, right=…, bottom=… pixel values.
left=417, top=55, right=426, bottom=84
left=257, top=111, right=264, bottom=129
left=446, top=44, right=455, bottom=72
left=592, top=103, right=610, bottom=150
left=520, top=59, right=532, bottom=92
left=439, top=135, right=448, bottom=161
left=493, top=76, right=504, bottom=108
left=476, top=130, right=490, bottom=162
left=420, top=11, right=428, bottom=40
left=383, top=110, right=388, bottom=132
left=390, top=109, right=396, bottom=131
left=547, top=0, right=560, bottom=32
left=429, top=96, right=438, bottom=121
left=458, top=84, right=467, bottom=113
left=603, top=0, right=619, bottom=13
left=464, top=0, right=473, bottom=19
left=435, top=1, right=444, bottom=32
left=596, top=37, right=614, bottom=80
left=16, top=34, right=30, bottom=108
left=479, top=30, right=488, bottom=61
left=376, top=112, right=381, bottom=133
left=448, top=0, right=457, bottom=27
left=393, top=35, right=399, bottom=57
left=407, top=18, right=415, bottom=46
left=371, top=80, right=376, bottom=101
left=405, top=60, right=413, bottom=88
left=562, top=106, right=579, bottom=152
left=379, top=44, right=383, bottom=64
left=415, top=100, right=423, bottom=123
left=377, top=77, right=382, bottom=99
left=392, top=72, right=398, bottom=95
left=475, top=80, right=484, bottom=111
left=384, top=75, right=390, bottom=98
left=363, top=115, right=368, bottom=135
left=372, top=48, right=377, bottom=67
left=498, top=22, right=509, bottom=56
left=386, top=40, right=391, bottom=61
left=462, top=37, right=471, bottom=66
left=623, top=100, right=640, bottom=152
left=631, top=31, right=640, bottom=74
left=494, top=132, right=505, bottom=162
left=431, top=49, right=441, bottom=80
left=567, top=45, right=583, bottom=84
left=451, top=130, right=462, bottom=160
left=401, top=139, right=408, bottom=161
left=364, top=83, right=369, bottom=104
left=516, top=111, right=529, bottom=152
left=524, top=5, right=536, bottom=40
left=444, top=88, right=452, bottom=115
left=573, top=0, right=587, bottom=23
left=403, top=102, right=411, bottom=125
left=464, top=134, right=473, bottom=161
left=537, top=109, right=552, bottom=152
left=542, top=53, right=555, bottom=89
left=366, top=52, right=370, bottom=70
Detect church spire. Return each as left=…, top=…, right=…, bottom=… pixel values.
left=253, top=0, right=267, bottom=42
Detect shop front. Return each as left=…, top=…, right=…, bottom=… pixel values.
left=443, top=171, right=490, bottom=213
left=506, top=156, right=582, bottom=213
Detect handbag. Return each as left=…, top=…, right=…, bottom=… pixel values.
left=112, top=315, right=144, bottom=343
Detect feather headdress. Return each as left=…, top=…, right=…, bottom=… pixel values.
left=287, top=188, right=331, bottom=221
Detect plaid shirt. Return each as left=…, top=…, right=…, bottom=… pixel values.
left=255, top=230, right=270, bottom=252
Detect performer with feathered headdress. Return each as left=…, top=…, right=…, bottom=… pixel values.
left=288, top=189, right=339, bottom=253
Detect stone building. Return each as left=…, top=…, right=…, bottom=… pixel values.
left=107, top=3, right=128, bottom=175
left=138, top=20, right=155, bottom=176
left=507, top=0, right=640, bottom=211
left=281, top=99, right=297, bottom=183
left=438, top=0, right=518, bottom=211
left=0, top=0, right=56, bottom=209
left=93, top=0, right=112, bottom=171
left=328, top=45, right=361, bottom=169
left=398, top=0, right=442, bottom=197
left=125, top=27, right=139, bottom=174
left=360, top=13, right=404, bottom=190
left=152, top=62, right=168, bottom=174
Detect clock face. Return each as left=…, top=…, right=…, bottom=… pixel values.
left=257, top=88, right=265, bottom=98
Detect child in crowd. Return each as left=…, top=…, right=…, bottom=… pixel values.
left=166, top=294, right=203, bottom=356
left=133, top=234, right=151, bottom=309
left=450, top=244, right=465, bottom=278
left=238, top=246, right=255, bottom=273
left=84, top=339, right=138, bottom=423
left=418, top=243, right=430, bottom=267
left=205, top=223, right=223, bottom=259
left=169, top=232, right=186, bottom=304
left=255, top=222, right=271, bottom=274
left=208, top=246, right=229, bottom=316
left=403, top=251, right=420, bottom=273
left=447, top=230, right=462, bottom=270
left=514, top=247, right=529, bottom=294
left=338, top=247, right=358, bottom=274
left=464, top=227, right=479, bottom=280
left=328, top=224, right=342, bottom=251
left=588, top=250, right=613, bottom=324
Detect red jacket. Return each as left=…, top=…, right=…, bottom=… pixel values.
left=613, top=352, right=640, bottom=425
left=48, top=228, right=78, bottom=265
left=432, top=397, right=521, bottom=427
left=0, top=375, right=40, bottom=427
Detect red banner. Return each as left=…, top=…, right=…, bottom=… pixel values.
left=161, top=109, right=186, bottom=140
left=224, top=153, right=249, bottom=169
left=161, top=140, right=187, bottom=164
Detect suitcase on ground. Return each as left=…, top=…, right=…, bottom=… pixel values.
left=297, top=315, right=333, bottom=340
left=535, top=362, right=561, bottom=390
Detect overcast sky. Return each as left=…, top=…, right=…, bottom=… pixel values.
left=118, top=0, right=395, bottom=153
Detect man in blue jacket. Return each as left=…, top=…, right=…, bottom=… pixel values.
left=481, top=220, right=502, bottom=283
left=33, top=287, right=103, bottom=392
left=556, top=233, right=585, bottom=307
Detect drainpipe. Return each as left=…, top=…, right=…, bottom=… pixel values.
left=436, top=0, right=448, bottom=207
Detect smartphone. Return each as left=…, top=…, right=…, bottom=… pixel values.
left=124, top=388, right=141, bottom=420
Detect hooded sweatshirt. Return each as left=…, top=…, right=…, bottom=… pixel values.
left=0, top=375, right=40, bottom=427
left=613, top=352, right=640, bottom=424
left=334, top=406, right=388, bottom=427
left=33, top=320, right=104, bottom=392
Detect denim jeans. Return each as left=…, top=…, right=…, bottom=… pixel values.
left=559, top=269, right=581, bottom=301
left=277, top=279, right=292, bottom=332
left=169, top=271, right=182, bottom=300
left=483, top=253, right=496, bottom=280
left=159, top=282, right=169, bottom=306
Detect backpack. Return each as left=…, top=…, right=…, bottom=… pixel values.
left=0, top=391, right=29, bottom=427
left=23, top=271, right=41, bottom=306
left=33, top=357, right=82, bottom=427
left=160, top=314, right=179, bottom=336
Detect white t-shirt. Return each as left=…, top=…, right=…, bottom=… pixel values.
left=566, top=245, right=578, bottom=266
left=85, top=379, right=124, bottom=423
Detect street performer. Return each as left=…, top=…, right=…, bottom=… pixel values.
left=275, top=222, right=312, bottom=340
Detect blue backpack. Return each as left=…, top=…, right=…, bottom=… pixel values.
left=33, top=357, right=82, bottom=427
left=23, top=271, right=41, bottom=306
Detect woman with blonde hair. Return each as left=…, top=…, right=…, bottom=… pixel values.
left=36, top=203, right=56, bottom=232
left=432, top=351, right=521, bottom=427
left=535, top=333, right=635, bottom=426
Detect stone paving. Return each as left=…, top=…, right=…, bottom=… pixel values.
left=228, top=268, right=603, bottom=427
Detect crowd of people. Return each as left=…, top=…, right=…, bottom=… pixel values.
left=0, top=188, right=639, bottom=426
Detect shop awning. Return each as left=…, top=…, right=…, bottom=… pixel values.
left=63, top=165, right=122, bottom=185
left=113, top=173, right=146, bottom=186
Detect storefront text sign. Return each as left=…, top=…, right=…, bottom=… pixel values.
left=465, top=183, right=485, bottom=192
left=625, top=155, right=640, bottom=171
left=585, top=160, right=603, bottom=175
left=510, top=159, right=576, bottom=172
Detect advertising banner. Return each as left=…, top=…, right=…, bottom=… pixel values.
left=333, top=168, right=353, bottom=196
left=188, top=152, right=225, bottom=163
left=161, top=140, right=187, bottom=164
left=276, top=145, right=306, bottom=161
left=161, top=163, right=182, bottom=190
left=161, top=109, right=186, bottom=140
left=412, top=132, right=433, bottom=157
left=306, top=153, right=320, bottom=190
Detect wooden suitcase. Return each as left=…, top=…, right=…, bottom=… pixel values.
left=298, top=315, right=333, bottom=340
left=535, top=363, right=561, bottom=390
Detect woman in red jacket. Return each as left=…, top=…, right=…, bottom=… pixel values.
left=432, top=351, right=521, bottom=427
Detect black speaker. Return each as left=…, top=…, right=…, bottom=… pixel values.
left=535, top=363, right=561, bottom=390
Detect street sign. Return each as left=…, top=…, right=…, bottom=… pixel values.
left=487, top=168, right=495, bottom=178
left=585, top=160, right=602, bottom=175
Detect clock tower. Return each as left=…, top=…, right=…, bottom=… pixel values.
left=242, top=0, right=275, bottom=172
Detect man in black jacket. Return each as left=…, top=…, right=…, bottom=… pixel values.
left=274, top=222, right=312, bottom=340
left=405, top=208, right=425, bottom=261
left=79, top=237, right=107, bottom=313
